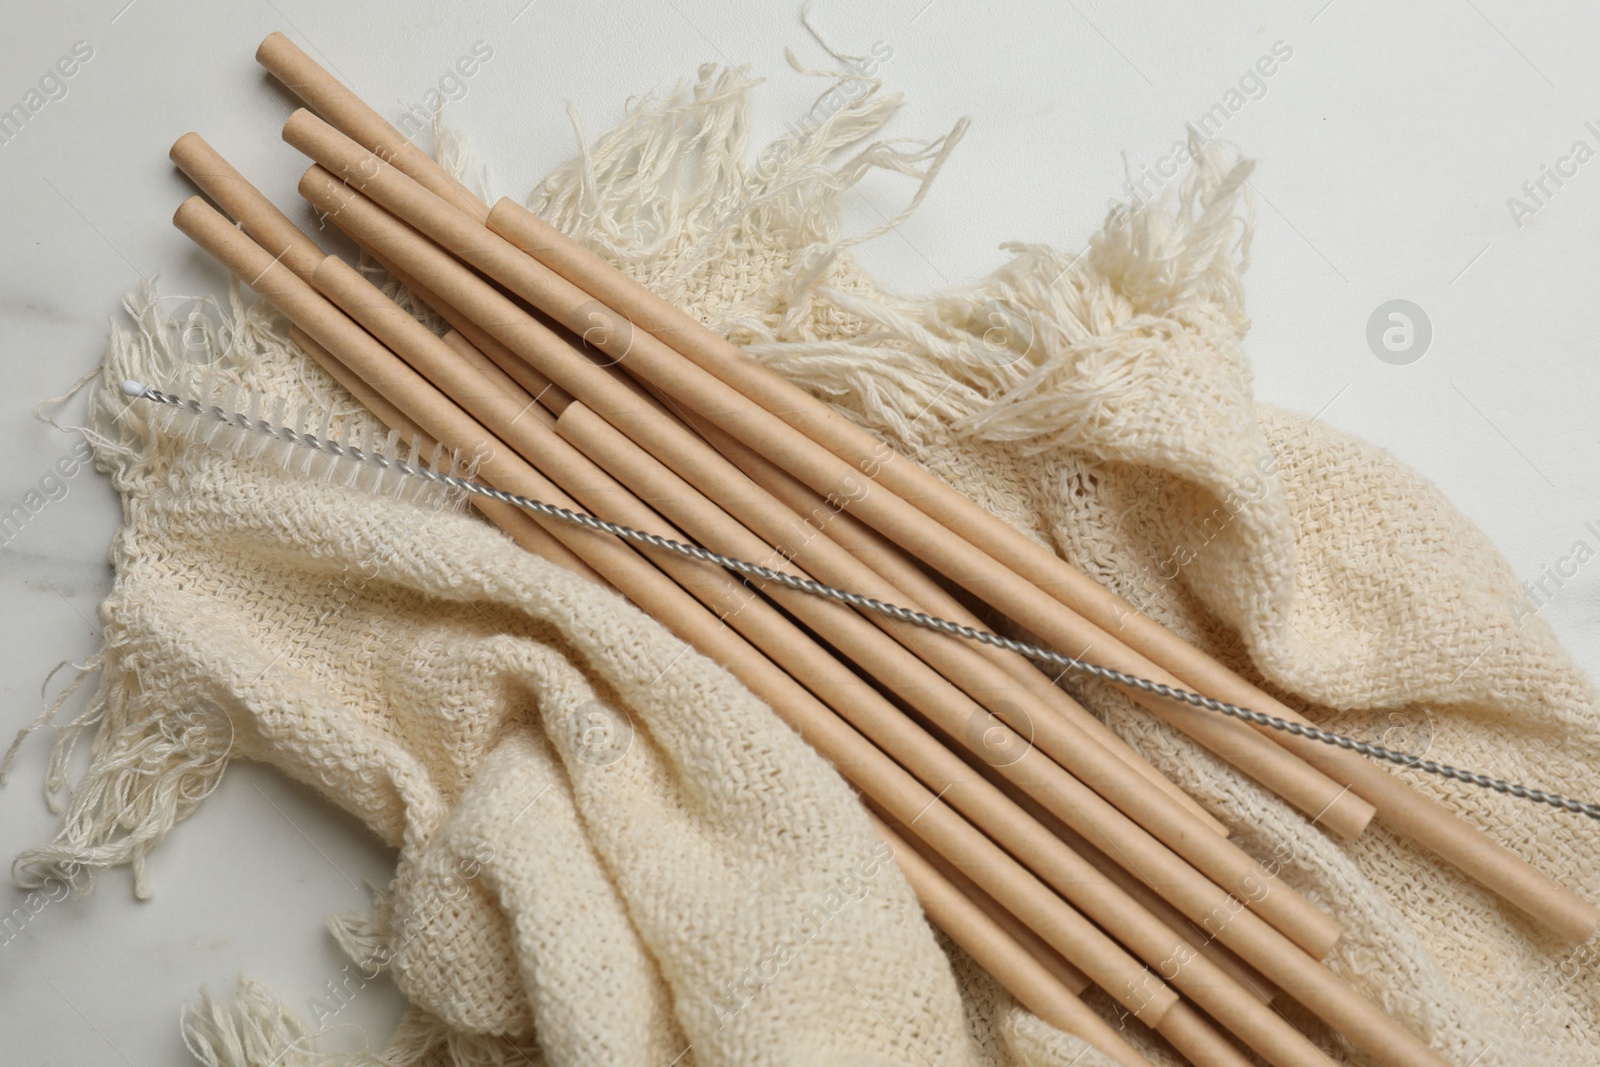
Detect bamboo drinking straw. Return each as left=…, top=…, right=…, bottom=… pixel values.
left=422, top=337, right=1427, bottom=1062
left=318, top=238, right=1429, bottom=1064
left=887, top=813, right=1289, bottom=1067
left=520, top=322, right=1229, bottom=840
left=175, top=199, right=1261, bottom=1060
left=165, top=102, right=1376, bottom=1067
left=393, top=375, right=1264, bottom=1057
left=411, top=272, right=568, bottom=407
left=256, top=30, right=1600, bottom=940
left=372, top=246, right=1317, bottom=999
left=282, top=111, right=1374, bottom=842
left=172, top=200, right=691, bottom=600
left=145, top=30, right=1579, bottom=1059
left=495, top=206, right=1600, bottom=944
left=531, top=319, right=1331, bottom=953
left=300, top=199, right=1363, bottom=985
left=297, top=249, right=1339, bottom=1067
left=171, top=133, right=325, bottom=279
left=259, top=164, right=1324, bottom=1049
left=298, top=166, right=1346, bottom=961
left=870, top=816, right=1163, bottom=1067
left=169, top=133, right=573, bottom=426
left=420, top=256, right=1219, bottom=854
left=1051, top=823, right=1282, bottom=1007
left=187, top=177, right=1190, bottom=1043
left=433, top=328, right=531, bottom=406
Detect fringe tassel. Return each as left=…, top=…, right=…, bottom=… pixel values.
left=182, top=980, right=542, bottom=1067
left=182, top=979, right=329, bottom=1067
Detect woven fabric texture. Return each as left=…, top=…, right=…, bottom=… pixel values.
left=10, top=62, right=1598, bottom=1066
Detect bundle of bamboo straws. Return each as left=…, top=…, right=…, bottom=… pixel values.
left=157, top=33, right=1596, bottom=1067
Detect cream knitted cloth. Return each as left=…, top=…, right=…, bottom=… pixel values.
left=11, top=63, right=1598, bottom=1067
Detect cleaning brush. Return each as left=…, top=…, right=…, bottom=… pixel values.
left=120, top=377, right=1600, bottom=824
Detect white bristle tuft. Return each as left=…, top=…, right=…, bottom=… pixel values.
left=239, top=392, right=269, bottom=462
left=353, top=422, right=378, bottom=494
left=154, top=395, right=182, bottom=436
left=192, top=393, right=222, bottom=448
left=260, top=395, right=293, bottom=472
left=310, top=406, right=337, bottom=484
left=375, top=427, right=401, bottom=498
left=168, top=383, right=202, bottom=442
left=199, top=395, right=227, bottom=450
left=335, top=420, right=361, bottom=489
left=292, top=404, right=318, bottom=480
left=400, top=435, right=424, bottom=503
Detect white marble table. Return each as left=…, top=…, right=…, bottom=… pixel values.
left=2, top=1, right=1597, bottom=1062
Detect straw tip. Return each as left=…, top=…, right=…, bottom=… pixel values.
left=119, top=380, right=148, bottom=399
left=169, top=131, right=204, bottom=162
left=256, top=31, right=291, bottom=63
left=296, top=163, right=338, bottom=198
left=172, top=195, right=207, bottom=226
left=282, top=106, right=316, bottom=134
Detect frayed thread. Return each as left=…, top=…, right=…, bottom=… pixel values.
left=731, top=136, right=1257, bottom=457
left=182, top=979, right=541, bottom=1067
left=527, top=51, right=967, bottom=316
left=182, top=978, right=331, bottom=1067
